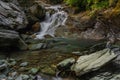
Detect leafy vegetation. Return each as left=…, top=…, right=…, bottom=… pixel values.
left=64, top=0, right=109, bottom=10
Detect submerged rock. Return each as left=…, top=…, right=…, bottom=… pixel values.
left=41, top=67, right=55, bottom=75
left=28, top=43, right=44, bottom=50
left=46, top=38, right=106, bottom=53
left=29, top=68, right=39, bottom=75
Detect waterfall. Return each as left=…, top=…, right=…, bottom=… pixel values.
left=36, top=5, right=68, bottom=39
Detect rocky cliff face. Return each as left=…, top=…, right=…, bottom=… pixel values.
left=0, top=0, right=28, bottom=51
left=0, top=0, right=28, bottom=30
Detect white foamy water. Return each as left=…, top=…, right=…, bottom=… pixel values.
left=36, top=5, right=68, bottom=39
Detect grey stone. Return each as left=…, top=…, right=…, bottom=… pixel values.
left=0, top=0, right=28, bottom=30
left=29, top=3, right=46, bottom=20
left=28, top=43, right=43, bottom=50
left=0, top=60, right=5, bottom=65
left=0, top=74, right=6, bottom=80
left=110, top=74, right=120, bottom=80
left=20, top=62, right=28, bottom=67
left=71, top=49, right=117, bottom=76
left=29, top=68, right=39, bottom=74
left=0, top=63, right=7, bottom=71
left=21, top=74, right=29, bottom=80
left=18, top=67, right=27, bottom=72
left=9, top=61, right=16, bottom=67
left=7, top=76, right=14, bottom=80
left=16, top=74, right=29, bottom=80
left=11, top=72, right=18, bottom=78
left=16, top=75, right=22, bottom=80
left=57, top=58, right=75, bottom=70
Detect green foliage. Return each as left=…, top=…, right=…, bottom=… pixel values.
left=64, top=0, right=109, bottom=11
left=64, top=0, right=80, bottom=6
left=91, top=0, right=109, bottom=10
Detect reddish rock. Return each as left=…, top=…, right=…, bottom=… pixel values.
left=32, top=22, right=41, bottom=32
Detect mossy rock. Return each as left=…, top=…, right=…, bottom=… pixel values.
left=40, top=65, right=56, bottom=75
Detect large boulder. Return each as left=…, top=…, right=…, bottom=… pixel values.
left=0, top=29, right=20, bottom=50
left=28, top=3, right=46, bottom=20
left=71, top=49, right=117, bottom=76
left=19, top=3, right=46, bottom=34
left=0, top=29, right=28, bottom=51
left=0, top=0, right=28, bottom=30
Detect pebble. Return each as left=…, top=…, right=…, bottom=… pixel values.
left=0, top=60, right=5, bottom=65
left=29, top=68, right=39, bottom=74
left=16, top=74, right=29, bottom=80
left=9, top=61, right=16, bottom=67
left=0, top=63, right=7, bottom=71
left=11, top=72, right=18, bottom=78
left=20, top=62, right=28, bottom=67
left=21, top=74, right=29, bottom=80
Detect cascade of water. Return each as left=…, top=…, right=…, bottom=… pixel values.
left=36, top=5, right=68, bottom=39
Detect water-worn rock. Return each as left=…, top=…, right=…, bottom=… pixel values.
left=20, top=62, right=28, bottom=67
left=0, top=74, right=6, bottom=80
left=41, top=67, right=55, bottom=75
left=0, top=29, right=28, bottom=50
left=0, top=29, right=19, bottom=50
left=0, top=0, right=28, bottom=30
left=29, top=3, right=46, bottom=20
left=10, top=72, right=18, bottom=78
left=29, top=68, right=39, bottom=75
left=0, top=63, right=7, bottom=71
left=16, top=74, right=29, bottom=80
left=57, top=58, right=75, bottom=71
left=71, top=49, right=117, bottom=76
left=28, top=43, right=44, bottom=50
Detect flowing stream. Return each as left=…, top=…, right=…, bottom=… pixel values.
left=36, top=5, right=68, bottom=39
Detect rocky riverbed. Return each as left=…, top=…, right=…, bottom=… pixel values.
left=0, top=0, right=120, bottom=80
